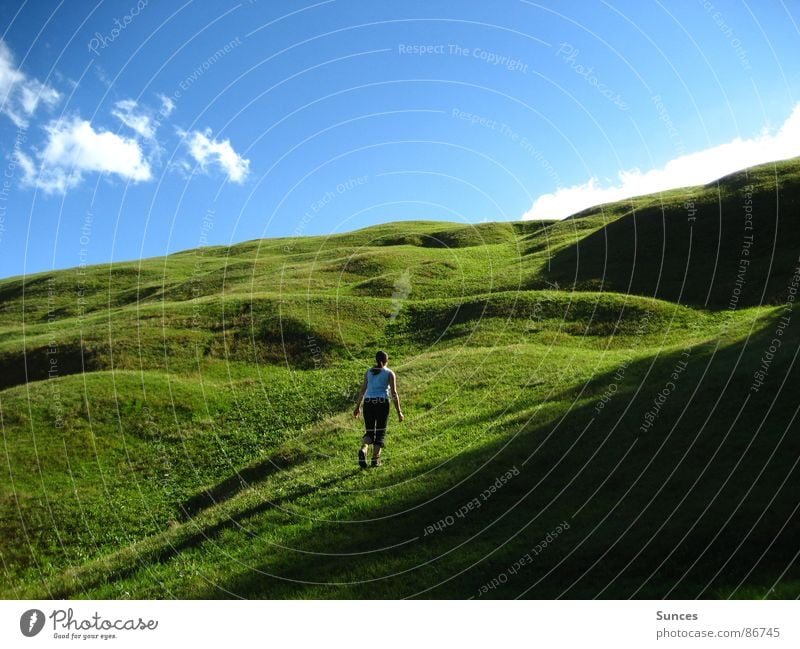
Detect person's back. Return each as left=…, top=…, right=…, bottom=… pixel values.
left=365, top=366, right=391, bottom=400
left=354, top=351, right=404, bottom=468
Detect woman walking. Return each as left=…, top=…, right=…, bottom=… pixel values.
left=353, top=350, right=403, bottom=467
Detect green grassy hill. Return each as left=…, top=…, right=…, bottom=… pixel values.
left=1, top=157, right=799, bottom=599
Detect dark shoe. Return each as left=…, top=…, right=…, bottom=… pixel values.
left=358, top=449, right=368, bottom=469
left=371, top=457, right=382, bottom=467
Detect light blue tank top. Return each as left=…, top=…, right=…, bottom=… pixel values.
left=365, top=367, right=391, bottom=399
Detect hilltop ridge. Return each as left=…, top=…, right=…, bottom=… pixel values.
left=1, top=156, right=799, bottom=600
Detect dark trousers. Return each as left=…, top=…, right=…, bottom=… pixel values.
left=362, top=399, right=390, bottom=447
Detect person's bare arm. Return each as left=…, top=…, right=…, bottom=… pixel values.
left=353, top=372, right=368, bottom=418
left=389, top=371, right=404, bottom=422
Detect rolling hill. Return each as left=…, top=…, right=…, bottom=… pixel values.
left=1, top=157, right=799, bottom=599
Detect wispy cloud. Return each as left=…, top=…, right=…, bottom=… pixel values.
left=18, top=116, right=152, bottom=194
left=523, top=103, right=800, bottom=220
left=111, top=99, right=156, bottom=139
left=2, top=35, right=248, bottom=195
left=179, top=127, right=250, bottom=183
left=157, top=93, right=175, bottom=118
left=0, top=39, right=60, bottom=127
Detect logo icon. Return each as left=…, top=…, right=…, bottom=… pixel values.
left=20, top=609, right=45, bottom=637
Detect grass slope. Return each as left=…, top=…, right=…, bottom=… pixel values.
left=1, top=157, right=799, bottom=599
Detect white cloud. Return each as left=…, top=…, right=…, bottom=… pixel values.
left=14, top=150, right=39, bottom=183
left=18, top=116, right=152, bottom=194
left=157, top=93, right=175, bottom=118
left=523, top=103, right=800, bottom=220
left=0, top=39, right=60, bottom=127
left=15, top=149, right=79, bottom=194
left=181, top=127, right=249, bottom=183
left=111, top=99, right=156, bottom=139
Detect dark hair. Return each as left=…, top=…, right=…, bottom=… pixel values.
left=371, top=350, right=388, bottom=375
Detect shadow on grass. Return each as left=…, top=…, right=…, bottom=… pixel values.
left=178, top=447, right=309, bottom=520
left=43, top=464, right=362, bottom=599
left=39, top=309, right=800, bottom=599
left=193, top=310, right=800, bottom=599
left=542, top=172, right=799, bottom=308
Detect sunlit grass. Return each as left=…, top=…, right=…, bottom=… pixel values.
left=2, top=159, right=799, bottom=598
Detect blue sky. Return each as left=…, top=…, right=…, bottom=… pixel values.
left=0, top=0, right=798, bottom=278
